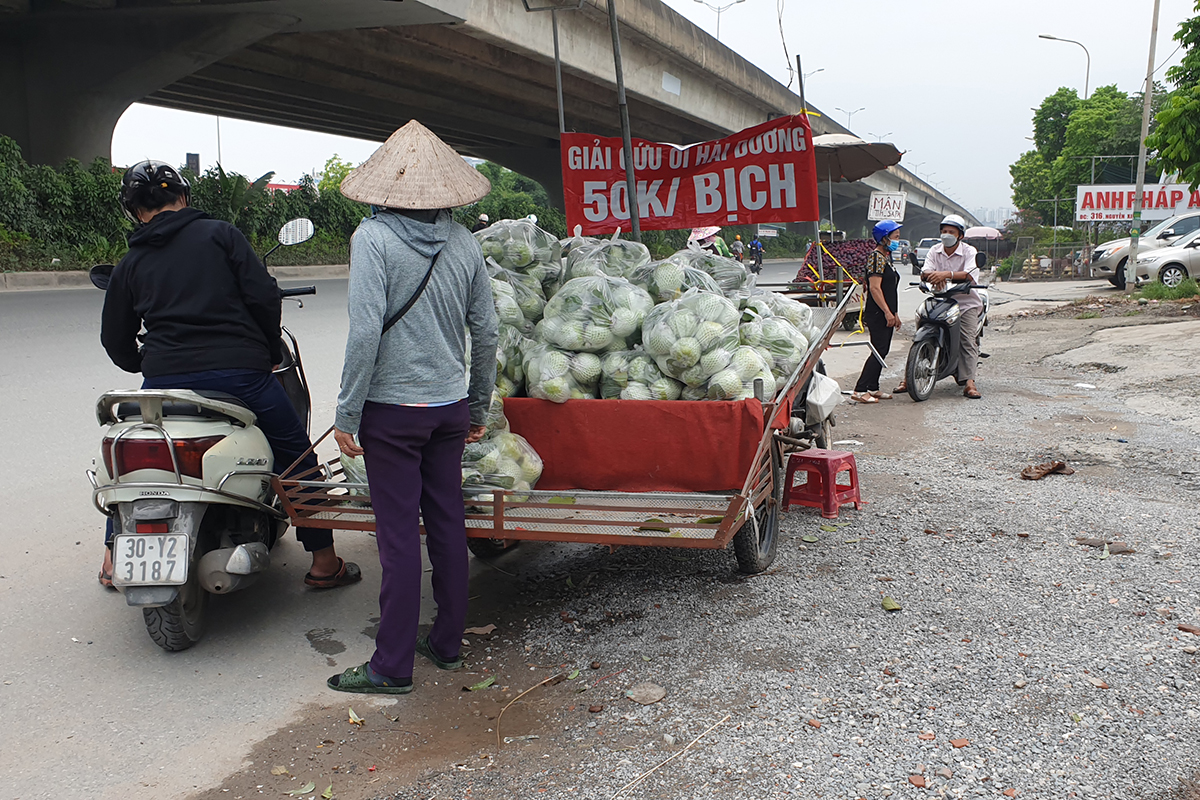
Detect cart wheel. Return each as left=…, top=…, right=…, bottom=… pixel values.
left=732, top=444, right=781, bottom=574
left=467, top=537, right=519, bottom=559
left=814, top=418, right=833, bottom=450
left=841, top=315, right=857, bottom=331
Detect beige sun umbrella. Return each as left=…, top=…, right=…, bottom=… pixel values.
left=340, top=120, right=491, bottom=209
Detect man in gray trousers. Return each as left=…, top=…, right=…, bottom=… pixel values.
left=326, top=120, right=499, bottom=694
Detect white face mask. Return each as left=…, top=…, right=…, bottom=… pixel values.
left=940, top=232, right=959, bottom=249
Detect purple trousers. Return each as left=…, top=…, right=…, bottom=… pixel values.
left=359, top=400, right=470, bottom=679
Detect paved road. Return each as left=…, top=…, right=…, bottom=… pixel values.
left=0, top=273, right=1118, bottom=798
left=0, top=280, right=469, bottom=800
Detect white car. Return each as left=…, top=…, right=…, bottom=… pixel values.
left=1133, top=227, right=1200, bottom=287
left=914, top=238, right=939, bottom=266
left=1091, top=212, right=1200, bottom=288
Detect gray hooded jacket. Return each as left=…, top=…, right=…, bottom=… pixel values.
left=335, top=210, right=498, bottom=434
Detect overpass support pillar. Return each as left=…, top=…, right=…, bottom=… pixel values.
left=0, top=11, right=293, bottom=166
left=470, top=146, right=566, bottom=211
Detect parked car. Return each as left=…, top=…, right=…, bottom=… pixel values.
left=1092, top=212, right=1200, bottom=288
left=915, top=237, right=939, bottom=266
left=1133, top=227, right=1200, bottom=287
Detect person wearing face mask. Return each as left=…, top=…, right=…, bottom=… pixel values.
left=851, top=220, right=904, bottom=403
left=921, top=214, right=982, bottom=399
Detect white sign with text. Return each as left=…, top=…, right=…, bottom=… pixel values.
left=867, top=192, right=907, bottom=221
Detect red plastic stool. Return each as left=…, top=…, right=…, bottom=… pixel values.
left=782, top=449, right=863, bottom=519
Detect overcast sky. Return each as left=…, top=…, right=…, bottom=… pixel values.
left=112, top=0, right=1196, bottom=212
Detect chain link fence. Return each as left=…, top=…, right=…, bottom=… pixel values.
left=1006, top=239, right=1090, bottom=280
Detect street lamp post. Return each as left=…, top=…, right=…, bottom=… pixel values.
left=867, top=131, right=893, bottom=142
left=835, top=106, right=865, bottom=129
left=692, top=0, right=745, bottom=40
left=1039, top=34, right=1091, bottom=99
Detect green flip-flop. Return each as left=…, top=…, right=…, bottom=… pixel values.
left=327, top=662, right=413, bottom=694
left=416, top=635, right=463, bottom=670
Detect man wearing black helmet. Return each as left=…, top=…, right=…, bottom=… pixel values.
left=96, top=161, right=360, bottom=590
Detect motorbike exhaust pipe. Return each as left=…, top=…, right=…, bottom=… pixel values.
left=197, top=542, right=270, bottom=594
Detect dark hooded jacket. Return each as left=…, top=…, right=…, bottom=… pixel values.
left=101, top=207, right=282, bottom=377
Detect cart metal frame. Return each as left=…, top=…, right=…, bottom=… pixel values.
left=272, top=291, right=856, bottom=570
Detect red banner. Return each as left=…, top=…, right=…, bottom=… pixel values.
left=561, top=115, right=819, bottom=236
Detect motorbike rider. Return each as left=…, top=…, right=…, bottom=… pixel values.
left=921, top=213, right=983, bottom=400
left=471, top=213, right=489, bottom=233
left=749, top=236, right=764, bottom=271
left=690, top=226, right=733, bottom=258
left=730, top=234, right=745, bottom=262
left=97, top=161, right=361, bottom=589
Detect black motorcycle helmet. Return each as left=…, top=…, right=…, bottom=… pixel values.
left=119, top=160, right=191, bottom=223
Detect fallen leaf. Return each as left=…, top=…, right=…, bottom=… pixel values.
left=548, top=496, right=576, bottom=505
left=1003, top=790, right=1018, bottom=797
left=950, top=738, right=969, bottom=748
left=567, top=669, right=580, bottom=680
left=819, top=525, right=838, bottom=532
left=322, top=784, right=334, bottom=800
left=626, top=682, right=666, bottom=705
left=270, top=766, right=289, bottom=776
left=844, top=539, right=860, bottom=544
left=696, top=516, right=724, bottom=524
left=1086, top=676, right=1110, bottom=689
left=801, top=535, right=819, bottom=543
left=348, top=707, right=364, bottom=726
left=465, top=676, right=496, bottom=692
left=876, top=576, right=893, bottom=582
left=641, top=655, right=651, bottom=662
left=807, top=719, right=821, bottom=729
left=918, top=732, right=935, bottom=741
left=924, top=528, right=937, bottom=534
left=565, top=576, right=575, bottom=588
left=1179, top=624, right=1200, bottom=636
left=286, top=782, right=316, bottom=797
left=881, top=596, right=902, bottom=612
left=972, top=436, right=984, bottom=441
left=1099, top=543, right=1110, bottom=560
left=635, top=518, right=671, bottom=533
left=1108, top=542, right=1136, bottom=555
left=909, top=775, right=926, bottom=788
left=464, top=624, right=497, bottom=636
left=588, top=704, right=604, bottom=713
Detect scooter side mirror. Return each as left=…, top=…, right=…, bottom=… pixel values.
left=908, top=253, right=919, bottom=268
left=278, top=218, right=315, bottom=247
left=90, top=264, right=115, bottom=291
left=974, top=252, right=987, bottom=269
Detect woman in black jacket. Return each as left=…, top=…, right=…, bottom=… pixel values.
left=97, top=161, right=360, bottom=591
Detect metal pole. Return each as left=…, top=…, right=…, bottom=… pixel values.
left=1126, top=0, right=1162, bottom=295
left=606, top=0, right=641, bottom=241
left=552, top=9, right=565, bottom=134
left=216, top=116, right=223, bottom=166
left=798, top=54, right=823, bottom=294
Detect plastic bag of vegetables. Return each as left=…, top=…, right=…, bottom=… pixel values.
left=494, top=323, right=530, bottom=398
left=523, top=342, right=601, bottom=402
left=490, top=276, right=533, bottom=334
left=641, top=289, right=741, bottom=387
left=629, top=260, right=722, bottom=303
left=754, top=316, right=810, bottom=382
left=758, top=291, right=813, bottom=331
left=563, top=239, right=652, bottom=282
left=560, top=225, right=598, bottom=259
left=462, top=431, right=543, bottom=498
left=664, top=245, right=750, bottom=296
left=599, top=350, right=684, bottom=400
left=703, top=346, right=777, bottom=401
left=475, top=218, right=562, bottom=294
left=487, top=258, right=546, bottom=325
left=540, top=275, right=654, bottom=353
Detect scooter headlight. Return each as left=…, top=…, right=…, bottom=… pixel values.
left=943, top=304, right=962, bottom=325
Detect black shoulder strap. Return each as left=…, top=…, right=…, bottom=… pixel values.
left=382, top=250, right=439, bottom=335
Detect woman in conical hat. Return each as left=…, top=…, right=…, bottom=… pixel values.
left=328, top=120, right=499, bottom=695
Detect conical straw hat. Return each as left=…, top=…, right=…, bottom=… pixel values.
left=340, top=120, right=491, bottom=209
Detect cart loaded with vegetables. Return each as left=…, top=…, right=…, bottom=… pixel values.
left=274, top=219, right=856, bottom=574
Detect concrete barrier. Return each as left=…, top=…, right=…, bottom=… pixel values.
left=0, top=265, right=350, bottom=292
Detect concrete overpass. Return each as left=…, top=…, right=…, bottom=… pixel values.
left=0, top=0, right=976, bottom=234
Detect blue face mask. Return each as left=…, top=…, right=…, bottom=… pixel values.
left=887, top=240, right=900, bottom=252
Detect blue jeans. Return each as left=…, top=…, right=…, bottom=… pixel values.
left=104, top=369, right=333, bottom=552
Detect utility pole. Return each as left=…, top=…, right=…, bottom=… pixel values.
left=1126, top=0, right=1162, bottom=294
left=607, top=0, right=640, bottom=240
left=797, top=54, right=825, bottom=300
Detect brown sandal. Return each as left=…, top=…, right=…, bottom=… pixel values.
left=305, top=558, right=363, bottom=589
left=964, top=387, right=982, bottom=400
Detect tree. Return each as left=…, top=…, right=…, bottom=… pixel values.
left=191, top=164, right=274, bottom=227
left=1032, top=87, right=1080, bottom=161
left=1010, top=150, right=1052, bottom=219
left=317, top=154, right=356, bottom=196
left=1148, top=2, right=1200, bottom=189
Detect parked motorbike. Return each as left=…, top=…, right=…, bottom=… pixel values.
left=903, top=252, right=990, bottom=402
left=87, top=218, right=318, bottom=651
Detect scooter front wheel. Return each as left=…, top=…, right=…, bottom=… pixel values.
left=906, top=339, right=939, bottom=402
left=142, top=566, right=207, bottom=652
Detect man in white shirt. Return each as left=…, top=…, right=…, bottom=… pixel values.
left=921, top=214, right=983, bottom=399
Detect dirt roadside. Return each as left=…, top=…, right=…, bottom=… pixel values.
left=191, top=304, right=1200, bottom=800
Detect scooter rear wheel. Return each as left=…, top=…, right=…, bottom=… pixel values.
left=142, top=566, right=207, bottom=652
left=906, top=340, right=939, bottom=402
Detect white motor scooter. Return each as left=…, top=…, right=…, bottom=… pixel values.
left=87, top=218, right=318, bottom=651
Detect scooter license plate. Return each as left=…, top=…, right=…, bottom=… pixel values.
left=112, top=534, right=189, bottom=587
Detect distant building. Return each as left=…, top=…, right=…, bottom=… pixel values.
left=267, top=183, right=301, bottom=193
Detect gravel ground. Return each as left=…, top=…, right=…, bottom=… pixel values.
left=369, top=315, right=1200, bottom=800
